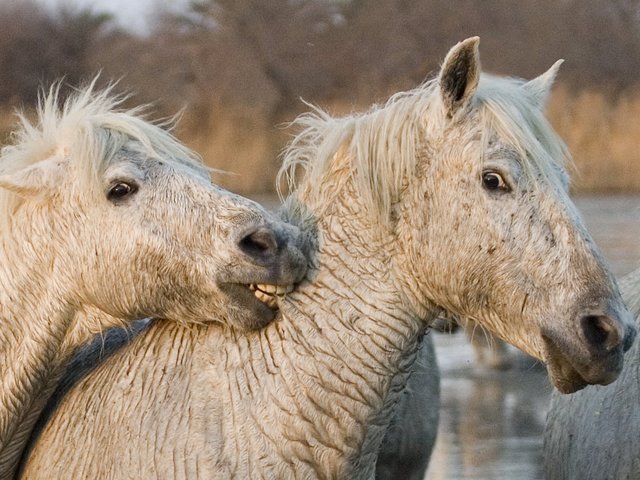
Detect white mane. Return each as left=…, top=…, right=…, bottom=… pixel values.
left=279, top=74, right=571, bottom=225
left=0, top=78, right=205, bottom=229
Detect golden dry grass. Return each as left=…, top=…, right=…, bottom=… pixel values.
left=548, top=85, right=640, bottom=192
left=182, top=84, right=640, bottom=195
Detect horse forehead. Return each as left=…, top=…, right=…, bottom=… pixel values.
left=108, top=150, right=209, bottom=184
left=481, top=114, right=567, bottom=183
left=102, top=153, right=144, bottom=177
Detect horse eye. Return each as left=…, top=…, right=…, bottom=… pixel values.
left=107, top=182, right=138, bottom=202
left=482, top=172, right=509, bottom=192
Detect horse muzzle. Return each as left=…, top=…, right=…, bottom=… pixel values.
left=541, top=307, right=636, bottom=393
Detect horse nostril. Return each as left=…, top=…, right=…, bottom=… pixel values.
left=238, top=227, right=279, bottom=258
left=580, top=315, right=622, bottom=353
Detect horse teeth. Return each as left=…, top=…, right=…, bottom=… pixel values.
left=253, top=289, right=279, bottom=309
left=252, top=283, right=294, bottom=306
left=253, top=284, right=296, bottom=295
left=256, top=284, right=277, bottom=294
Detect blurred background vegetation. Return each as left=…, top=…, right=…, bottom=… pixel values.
left=1, top=0, right=639, bottom=194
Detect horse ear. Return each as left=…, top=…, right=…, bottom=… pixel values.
left=439, top=37, right=480, bottom=117
left=0, top=157, right=65, bottom=197
left=523, top=59, right=564, bottom=108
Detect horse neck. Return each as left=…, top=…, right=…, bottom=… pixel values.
left=212, top=181, right=438, bottom=477
left=0, top=224, right=80, bottom=356
left=0, top=286, right=73, bottom=478
left=0, top=226, right=99, bottom=478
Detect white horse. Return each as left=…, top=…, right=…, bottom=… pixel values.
left=21, top=38, right=635, bottom=479
left=0, top=82, right=307, bottom=478
left=544, top=266, right=640, bottom=480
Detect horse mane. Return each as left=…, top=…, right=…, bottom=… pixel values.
left=0, top=78, right=205, bottom=229
left=278, top=80, right=438, bottom=226
left=278, top=73, right=571, bottom=226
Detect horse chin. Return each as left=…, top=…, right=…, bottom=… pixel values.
left=219, top=283, right=280, bottom=331
left=543, top=331, right=626, bottom=393
left=542, top=333, right=600, bottom=394
left=544, top=353, right=589, bottom=394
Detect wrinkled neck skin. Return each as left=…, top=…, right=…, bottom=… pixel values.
left=0, top=216, right=121, bottom=478
left=214, top=154, right=443, bottom=478
left=219, top=184, right=435, bottom=478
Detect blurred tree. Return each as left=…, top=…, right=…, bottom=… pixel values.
left=181, top=0, right=344, bottom=113
left=0, top=0, right=112, bottom=106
